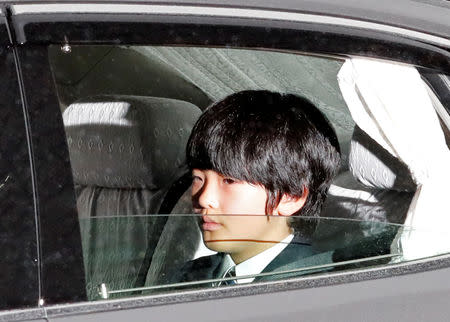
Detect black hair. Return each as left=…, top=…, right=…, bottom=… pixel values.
left=187, top=90, right=340, bottom=231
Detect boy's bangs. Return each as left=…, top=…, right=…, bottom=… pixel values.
left=187, top=129, right=256, bottom=184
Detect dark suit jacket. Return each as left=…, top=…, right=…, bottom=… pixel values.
left=171, top=234, right=334, bottom=287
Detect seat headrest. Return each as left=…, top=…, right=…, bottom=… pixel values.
left=63, top=95, right=202, bottom=189
left=349, top=125, right=416, bottom=192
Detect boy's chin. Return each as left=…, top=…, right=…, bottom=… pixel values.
left=204, top=240, right=235, bottom=254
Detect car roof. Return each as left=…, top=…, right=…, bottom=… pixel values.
left=1, top=0, right=449, bottom=40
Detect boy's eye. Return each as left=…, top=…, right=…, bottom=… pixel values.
left=192, top=175, right=203, bottom=183
left=223, top=178, right=236, bottom=185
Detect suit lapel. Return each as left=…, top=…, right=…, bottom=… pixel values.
left=259, top=240, right=315, bottom=274
left=255, top=234, right=333, bottom=282
left=180, top=253, right=224, bottom=283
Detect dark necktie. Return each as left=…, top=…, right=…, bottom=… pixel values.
left=219, top=266, right=236, bottom=286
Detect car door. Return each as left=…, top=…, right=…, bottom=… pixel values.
left=0, top=5, right=41, bottom=317
left=2, top=1, right=450, bottom=321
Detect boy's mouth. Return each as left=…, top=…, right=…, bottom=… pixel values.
left=202, top=215, right=222, bottom=231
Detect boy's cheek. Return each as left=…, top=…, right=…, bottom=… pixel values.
left=221, top=191, right=266, bottom=215
left=228, top=187, right=268, bottom=215
left=225, top=202, right=266, bottom=215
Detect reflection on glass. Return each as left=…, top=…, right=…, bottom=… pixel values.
left=79, top=214, right=449, bottom=300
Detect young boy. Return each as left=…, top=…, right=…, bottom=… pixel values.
left=176, top=90, right=340, bottom=285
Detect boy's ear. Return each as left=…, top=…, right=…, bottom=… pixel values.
left=276, top=188, right=309, bottom=216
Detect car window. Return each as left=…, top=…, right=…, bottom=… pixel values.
left=81, top=214, right=450, bottom=300
left=47, top=44, right=450, bottom=302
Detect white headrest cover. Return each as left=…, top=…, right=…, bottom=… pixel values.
left=63, top=95, right=201, bottom=189
left=349, top=126, right=416, bottom=192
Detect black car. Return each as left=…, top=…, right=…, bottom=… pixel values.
left=1, top=1, right=450, bottom=321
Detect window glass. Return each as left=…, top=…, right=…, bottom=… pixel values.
left=48, top=44, right=450, bottom=301
left=81, top=215, right=450, bottom=299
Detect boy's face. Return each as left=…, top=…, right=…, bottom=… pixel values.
left=191, top=169, right=291, bottom=263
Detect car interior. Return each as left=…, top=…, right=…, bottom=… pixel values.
left=48, top=44, right=445, bottom=299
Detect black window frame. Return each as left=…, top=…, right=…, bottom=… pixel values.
left=5, top=3, right=450, bottom=319
left=0, top=9, right=39, bottom=311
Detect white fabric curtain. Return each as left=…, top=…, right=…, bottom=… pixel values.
left=337, top=58, right=450, bottom=260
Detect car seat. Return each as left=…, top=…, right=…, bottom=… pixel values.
left=316, top=125, right=417, bottom=261
left=63, top=95, right=201, bottom=299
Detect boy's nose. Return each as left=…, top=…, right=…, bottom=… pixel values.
left=197, top=182, right=219, bottom=210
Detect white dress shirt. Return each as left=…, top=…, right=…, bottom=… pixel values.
left=219, top=233, right=294, bottom=284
